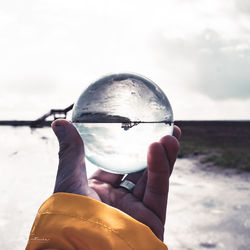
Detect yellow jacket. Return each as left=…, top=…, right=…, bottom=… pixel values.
left=26, top=193, right=168, bottom=249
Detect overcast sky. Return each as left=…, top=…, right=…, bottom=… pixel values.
left=1, top=0, right=250, bottom=120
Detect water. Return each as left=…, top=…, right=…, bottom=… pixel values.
left=74, top=122, right=173, bottom=174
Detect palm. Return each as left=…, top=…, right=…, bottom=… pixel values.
left=88, top=167, right=168, bottom=240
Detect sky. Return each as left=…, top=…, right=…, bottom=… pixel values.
left=0, top=0, right=250, bottom=120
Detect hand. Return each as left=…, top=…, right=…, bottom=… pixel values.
left=52, top=119, right=181, bottom=241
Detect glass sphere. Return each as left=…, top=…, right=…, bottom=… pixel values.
left=72, top=73, right=174, bottom=174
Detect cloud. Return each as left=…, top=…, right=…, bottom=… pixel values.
left=235, top=0, right=250, bottom=15
left=155, top=29, right=250, bottom=100
left=195, top=31, right=250, bottom=99
left=1, top=0, right=250, bottom=120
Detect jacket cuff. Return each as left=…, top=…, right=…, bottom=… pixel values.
left=26, top=192, right=168, bottom=250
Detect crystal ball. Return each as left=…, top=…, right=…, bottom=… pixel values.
left=72, top=73, right=174, bottom=174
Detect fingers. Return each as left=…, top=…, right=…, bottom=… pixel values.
left=89, top=169, right=124, bottom=187
left=52, top=119, right=88, bottom=195
left=124, top=170, right=144, bottom=185
left=159, top=135, right=179, bottom=175
left=118, top=170, right=146, bottom=200
left=173, top=125, right=181, bottom=140
left=143, top=135, right=180, bottom=223
left=132, top=170, right=148, bottom=200
left=133, top=126, right=181, bottom=200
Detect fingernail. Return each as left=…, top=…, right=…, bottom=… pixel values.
left=53, top=124, right=65, bottom=137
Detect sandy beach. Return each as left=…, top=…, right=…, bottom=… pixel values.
left=0, top=126, right=249, bottom=249
left=166, top=158, right=250, bottom=250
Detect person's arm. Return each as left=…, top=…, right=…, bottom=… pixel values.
left=26, top=120, right=181, bottom=249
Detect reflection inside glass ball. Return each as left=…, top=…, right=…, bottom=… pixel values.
left=72, top=73, right=174, bottom=174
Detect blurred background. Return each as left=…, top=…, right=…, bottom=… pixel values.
left=0, top=0, right=250, bottom=249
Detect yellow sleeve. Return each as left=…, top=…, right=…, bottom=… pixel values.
left=26, top=193, right=168, bottom=250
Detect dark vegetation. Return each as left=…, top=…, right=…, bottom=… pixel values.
left=175, top=121, right=250, bottom=172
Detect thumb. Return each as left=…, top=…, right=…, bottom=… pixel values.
left=52, top=119, right=88, bottom=195
left=52, top=119, right=84, bottom=160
